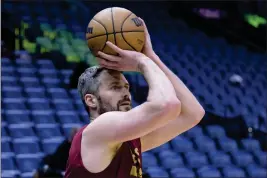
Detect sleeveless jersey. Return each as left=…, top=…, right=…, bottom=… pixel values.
left=64, top=125, right=143, bottom=178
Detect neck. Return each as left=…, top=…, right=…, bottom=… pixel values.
left=89, top=111, right=100, bottom=122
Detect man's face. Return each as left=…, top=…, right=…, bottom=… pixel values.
left=96, top=70, right=132, bottom=114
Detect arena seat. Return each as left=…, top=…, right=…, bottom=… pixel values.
left=142, top=152, right=158, bottom=168
left=35, top=124, right=63, bottom=140
left=246, top=164, right=267, bottom=178
left=222, top=166, right=246, bottom=178
left=161, top=156, right=184, bottom=169
left=42, top=137, right=65, bottom=154
left=197, top=166, right=221, bottom=178
left=171, top=136, right=195, bottom=153
left=208, top=151, right=232, bottom=167
left=145, top=167, right=169, bottom=177
left=32, top=110, right=57, bottom=124
left=169, top=167, right=195, bottom=178
left=184, top=151, right=209, bottom=168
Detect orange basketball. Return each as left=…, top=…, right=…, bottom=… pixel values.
left=86, top=7, right=145, bottom=56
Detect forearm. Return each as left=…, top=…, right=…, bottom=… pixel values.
left=139, top=58, right=177, bottom=103
left=148, top=53, right=204, bottom=116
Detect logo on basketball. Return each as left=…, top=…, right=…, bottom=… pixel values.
left=131, top=18, right=142, bottom=27
left=87, top=27, right=93, bottom=34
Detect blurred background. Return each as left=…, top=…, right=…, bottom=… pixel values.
left=1, top=0, right=267, bottom=178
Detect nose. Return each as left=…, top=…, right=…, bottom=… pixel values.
left=123, top=94, right=131, bottom=102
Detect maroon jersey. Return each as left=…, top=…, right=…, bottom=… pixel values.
left=64, top=125, right=143, bottom=178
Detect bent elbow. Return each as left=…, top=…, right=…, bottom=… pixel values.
left=164, top=98, right=181, bottom=117
left=195, top=106, right=205, bottom=123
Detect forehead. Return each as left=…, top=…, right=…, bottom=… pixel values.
left=99, top=70, right=128, bottom=85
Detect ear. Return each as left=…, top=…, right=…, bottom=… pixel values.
left=84, top=94, right=98, bottom=109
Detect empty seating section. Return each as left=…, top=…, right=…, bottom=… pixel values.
left=1, top=1, right=266, bottom=178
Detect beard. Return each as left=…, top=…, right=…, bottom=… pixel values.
left=97, top=96, right=132, bottom=115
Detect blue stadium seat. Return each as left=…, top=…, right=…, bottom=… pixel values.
left=47, top=88, right=69, bottom=99
left=193, top=136, right=217, bottom=152
left=8, top=125, right=37, bottom=140
left=184, top=125, right=204, bottom=138
left=1, top=66, right=16, bottom=77
left=79, top=111, right=89, bottom=124
left=32, top=110, right=56, bottom=124
left=27, top=98, right=51, bottom=110
left=161, top=156, right=184, bottom=169
left=150, top=143, right=171, bottom=154
left=56, top=111, right=81, bottom=124
left=1, top=139, right=14, bottom=156
left=171, top=136, right=194, bottom=153
left=25, top=87, right=46, bottom=98
left=42, top=137, right=65, bottom=154
left=17, top=67, right=37, bottom=78
left=1, top=126, right=9, bottom=139
left=197, top=166, right=221, bottom=178
left=16, top=154, right=41, bottom=173
left=253, top=151, right=267, bottom=167
left=15, top=61, right=35, bottom=69
left=241, top=138, right=261, bottom=152
left=62, top=124, right=81, bottom=138
left=222, top=166, right=246, bottom=178
left=142, top=152, right=158, bottom=168
left=231, top=150, right=254, bottom=167
left=36, top=59, right=55, bottom=69
left=53, top=99, right=75, bottom=111
left=38, top=69, right=58, bottom=78
left=60, top=70, right=73, bottom=79
left=13, top=139, right=42, bottom=155
left=246, top=164, right=267, bottom=178
left=170, top=167, right=195, bottom=178
left=36, top=124, right=63, bottom=139
left=5, top=110, right=32, bottom=126
left=1, top=76, right=19, bottom=87
left=185, top=151, right=209, bottom=168
left=1, top=57, right=12, bottom=66
left=158, top=150, right=179, bottom=160
left=1, top=154, right=19, bottom=176
left=2, top=87, right=23, bottom=98
left=74, top=99, right=86, bottom=112
left=218, top=137, right=238, bottom=153
left=42, top=78, right=61, bottom=88
left=208, top=151, right=232, bottom=167
left=3, top=98, right=27, bottom=110
left=205, top=125, right=226, bottom=139
left=69, top=89, right=80, bottom=100
left=146, top=167, right=169, bottom=177
left=21, top=77, right=41, bottom=88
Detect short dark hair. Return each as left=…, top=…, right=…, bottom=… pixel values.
left=77, top=66, right=105, bottom=100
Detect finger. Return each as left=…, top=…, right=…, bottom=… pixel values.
left=98, top=51, right=121, bottom=62
left=96, top=57, right=118, bottom=68
left=105, top=41, right=124, bottom=54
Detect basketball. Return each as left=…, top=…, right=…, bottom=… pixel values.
left=86, top=7, right=145, bottom=56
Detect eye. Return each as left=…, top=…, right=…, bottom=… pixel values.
left=112, top=86, right=122, bottom=90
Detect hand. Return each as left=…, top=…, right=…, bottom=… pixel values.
left=97, top=41, right=149, bottom=72
left=139, top=18, right=155, bottom=58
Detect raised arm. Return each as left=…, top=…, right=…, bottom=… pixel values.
left=139, top=18, right=205, bottom=152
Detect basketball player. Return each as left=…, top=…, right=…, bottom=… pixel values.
left=64, top=18, right=205, bottom=178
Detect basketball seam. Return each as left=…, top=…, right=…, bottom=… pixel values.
left=121, top=12, right=136, bottom=51
left=92, top=19, right=108, bottom=51
left=86, top=31, right=144, bottom=40
left=111, top=8, right=117, bottom=47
